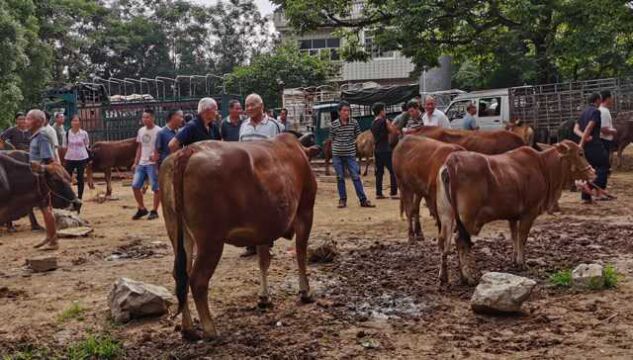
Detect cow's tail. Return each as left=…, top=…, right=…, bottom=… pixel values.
left=440, top=158, right=469, bottom=240
left=172, top=147, right=195, bottom=316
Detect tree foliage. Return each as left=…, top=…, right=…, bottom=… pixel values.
left=226, top=43, right=337, bottom=109
left=274, top=0, right=633, bottom=87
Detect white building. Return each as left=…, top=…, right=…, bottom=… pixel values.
left=272, top=11, right=416, bottom=85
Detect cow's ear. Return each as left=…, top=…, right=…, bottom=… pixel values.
left=555, top=142, right=570, bottom=154
left=536, top=142, right=552, bottom=151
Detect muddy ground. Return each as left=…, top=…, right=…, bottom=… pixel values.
left=2, top=155, right=633, bottom=359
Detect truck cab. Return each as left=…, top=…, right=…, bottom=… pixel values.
left=444, top=88, right=510, bottom=131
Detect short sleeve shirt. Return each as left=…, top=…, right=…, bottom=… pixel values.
left=65, top=129, right=90, bottom=161
left=29, top=130, right=55, bottom=163
left=136, top=125, right=162, bottom=165
left=239, top=116, right=284, bottom=142
left=0, top=127, right=31, bottom=151
left=175, top=116, right=221, bottom=147
left=220, top=116, right=245, bottom=142
left=578, top=105, right=602, bottom=147
left=155, top=126, right=177, bottom=163
left=371, top=117, right=391, bottom=153
left=393, top=112, right=410, bottom=130
left=53, top=124, right=66, bottom=147
left=463, top=113, right=479, bottom=130
left=599, top=105, right=614, bottom=141
left=422, top=110, right=450, bottom=128
left=42, top=125, right=59, bottom=148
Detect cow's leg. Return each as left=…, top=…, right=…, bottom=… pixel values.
left=325, top=157, right=330, bottom=176
left=436, top=179, right=455, bottom=284
left=105, top=168, right=112, bottom=197
left=28, top=211, right=44, bottom=231
left=86, top=164, right=95, bottom=190
left=401, top=189, right=415, bottom=242
left=509, top=220, right=519, bottom=266
left=257, top=244, right=273, bottom=308
left=6, top=222, right=17, bottom=233
left=455, top=228, right=476, bottom=286
left=516, top=216, right=536, bottom=270
left=412, top=194, right=424, bottom=241
left=616, top=144, right=625, bottom=169
left=295, top=210, right=314, bottom=303
left=189, top=241, right=223, bottom=339
left=363, top=155, right=370, bottom=176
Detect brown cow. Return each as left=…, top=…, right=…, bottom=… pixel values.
left=393, top=136, right=464, bottom=242
left=355, top=130, right=374, bottom=176
left=435, top=140, right=594, bottom=285
left=86, top=137, right=136, bottom=196
left=410, top=126, right=526, bottom=154
left=160, top=134, right=317, bottom=340
left=505, top=120, right=535, bottom=146
left=613, top=111, right=633, bottom=168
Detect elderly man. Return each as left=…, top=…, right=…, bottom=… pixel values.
left=422, top=96, right=450, bottom=128
left=53, top=112, right=66, bottom=149
left=239, top=93, right=285, bottom=257
left=220, top=99, right=246, bottom=142
left=1, top=112, right=31, bottom=150
left=462, top=103, right=479, bottom=130
left=169, top=98, right=221, bottom=152
left=26, top=109, right=59, bottom=251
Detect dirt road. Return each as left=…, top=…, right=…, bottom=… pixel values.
left=1, top=160, right=633, bottom=359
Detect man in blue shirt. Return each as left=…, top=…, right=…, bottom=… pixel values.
left=155, top=109, right=183, bottom=167
left=462, top=103, right=479, bottom=130
left=577, top=92, right=609, bottom=203
left=26, top=109, right=59, bottom=250
left=168, top=98, right=221, bottom=152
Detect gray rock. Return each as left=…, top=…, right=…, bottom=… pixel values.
left=572, top=263, right=604, bottom=289
left=53, top=209, right=89, bottom=229
left=26, top=256, right=58, bottom=272
left=471, top=272, right=536, bottom=314
left=108, top=277, right=173, bottom=323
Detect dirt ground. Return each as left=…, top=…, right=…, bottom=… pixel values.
left=2, top=154, right=633, bottom=359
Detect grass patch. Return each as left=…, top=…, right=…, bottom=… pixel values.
left=2, top=346, right=52, bottom=360
left=66, top=334, right=122, bottom=360
left=603, top=264, right=622, bottom=289
left=57, top=303, right=86, bottom=323
left=549, top=269, right=572, bottom=288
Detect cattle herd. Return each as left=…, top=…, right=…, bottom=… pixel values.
left=0, top=116, right=632, bottom=341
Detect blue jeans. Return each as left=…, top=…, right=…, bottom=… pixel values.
left=132, top=164, right=159, bottom=192
left=332, top=156, right=367, bottom=202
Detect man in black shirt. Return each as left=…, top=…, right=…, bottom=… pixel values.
left=168, top=98, right=221, bottom=152
left=370, top=102, right=400, bottom=199
left=577, top=92, right=609, bottom=203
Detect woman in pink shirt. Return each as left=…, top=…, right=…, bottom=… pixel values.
left=64, top=115, right=90, bottom=199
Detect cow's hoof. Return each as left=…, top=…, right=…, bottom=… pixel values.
left=31, top=226, right=44, bottom=232
left=460, top=276, right=477, bottom=287
left=257, top=296, right=273, bottom=309
left=438, top=272, right=448, bottom=285
left=299, top=291, right=314, bottom=304
left=7, top=227, right=17, bottom=233
left=181, top=329, right=202, bottom=342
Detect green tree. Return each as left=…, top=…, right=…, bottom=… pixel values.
left=226, top=43, right=336, bottom=108
left=275, top=0, right=633, bottom=86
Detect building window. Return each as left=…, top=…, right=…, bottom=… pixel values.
left=297, top=38, right=341, bottom=61
left=364, top=37, right=395, bottom=59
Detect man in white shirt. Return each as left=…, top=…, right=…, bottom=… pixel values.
left=599, top=90, right=617, bottom=164
left=131, top=109, right=162, bottom=220
left=422, top=95, right=450, bottom=128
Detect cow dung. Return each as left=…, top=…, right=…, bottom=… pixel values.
left=308, top=239, right=338, bottom=263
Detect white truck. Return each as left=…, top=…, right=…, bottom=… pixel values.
left=444, top=77, right=633, bottom=142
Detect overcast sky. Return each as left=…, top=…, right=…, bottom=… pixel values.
left=191, top=0, right=276, bottom=15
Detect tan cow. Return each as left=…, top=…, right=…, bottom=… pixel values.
left=160, top=134, right=318, bottom=340
left=436, top=140, right=594, bottom=285
left=393, top=136, right=464, bottom=242
left=505, top=119, right=535, bottom=146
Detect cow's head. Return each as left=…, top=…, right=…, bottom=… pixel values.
left=540, top=140, right=595, bottom=181
left=31, top=162, right=82, bottom=213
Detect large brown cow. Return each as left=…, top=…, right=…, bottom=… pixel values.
left=410, top=126, right=526, bottom=154
left=160, top=134, right=318, bottom=340
left=613, top=111, right=633, bottom=168
left=435, top=140, right=594, bottom=285
left=393, top=136, right=464, bottom=242
left=1, top=152, right=81, bottom=232
left=86, top=137, right=136, bottom=196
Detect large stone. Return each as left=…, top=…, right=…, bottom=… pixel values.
left=53, top=209, right=90, bottom=229
left=572, top=263, right=604, bottom=289
left=26, top=256, right=58, bottom=272
left=308, top=239, right=338, bottom=263
left=108, top=277, right=173, bottom=323
left=471, top=272, right=536, bottom=314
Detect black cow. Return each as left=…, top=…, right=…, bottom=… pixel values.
left=1, top=151, right=81, bottom=233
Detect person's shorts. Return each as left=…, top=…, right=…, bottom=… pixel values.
left=132, top=164, right=159, bottom=192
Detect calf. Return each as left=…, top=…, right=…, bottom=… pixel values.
left=160, top=134, right=317, bottom=340
left=355, top=130, right=374, bottom=176
left=393, top=136, right=464, bottom=242
left=436, top=140, right=594, bottom=285
left=86, top=137, right=136, bottom=196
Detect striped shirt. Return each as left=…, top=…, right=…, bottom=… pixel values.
left=239, top=116, right=284, bottom=142
left=330, top=119, right=360, bottom=157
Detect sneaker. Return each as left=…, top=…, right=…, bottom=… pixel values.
left=360, top=200, right=376, bottom=208
left=132, top=208, right=149, bottom=220
left=147, top=210, right=159, bottom=220
left=376, top=194, right=386, bottom=200
left=337, top=200, right=347, bottom=208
